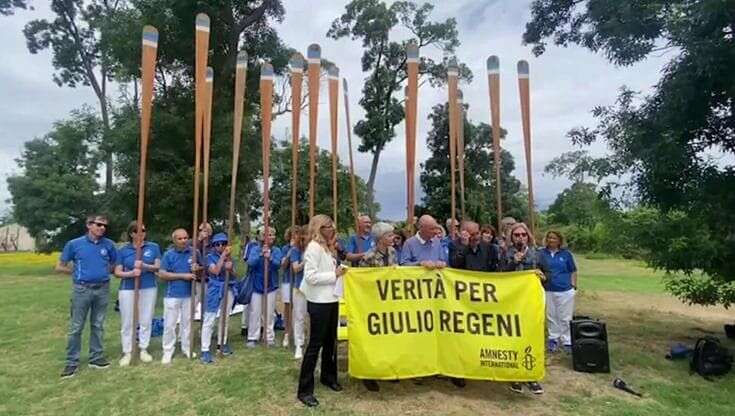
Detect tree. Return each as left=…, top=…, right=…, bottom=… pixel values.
left=268, top=140, right=377, bottom=235
left=546, top=182, right=612, bottom=228
left=420, top=103, right=526, bottom=226
left=7, top=109, right=104, bottom=251
left=0, top=0, right=29, bottom=16
left=23, top=0, right=127, bottom=192
left=327, top=0, right=471, bottom=216
left=523, top=0, right=735, bottom=306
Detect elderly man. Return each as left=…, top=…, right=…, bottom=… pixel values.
left=399, top=215, right=447, bottom=268
left=449, top=221, right=499, bottom=271
left=345, top=215, right=375, bottom=266
left=55, top=214, right=117, bottom=379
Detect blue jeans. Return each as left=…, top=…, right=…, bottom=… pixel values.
left=66, top=282, right=110, bottom=366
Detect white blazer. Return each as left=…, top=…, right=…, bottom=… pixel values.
left=299, top=240, right=339, bottom=303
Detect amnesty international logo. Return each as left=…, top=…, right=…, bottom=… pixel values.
left=521, top=346, right=536, bottom=371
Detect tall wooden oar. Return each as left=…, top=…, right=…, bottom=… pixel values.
left=218, top=51, right=247, bottom=355
left=457, top=89, right=466, bottom=220
left=200, top=67, right=214, bottom=349
left=406, top=41, right=419, bottom=232
left=517, top=60, right=535, bottom=236
left=487, top=56, right=502, bottom=233
left=190, top=13, right=209, bottom=358
left=132, top=25, right=158, bottom=364
left=447, top=62, right=459, bottom=228
left=307, top=44, right=321, bottom=219
left=260, top=61, right=274, bottom=348
left=328, top=65, right=339, bottom=229
left=289, top=53, right=304, bottom=228
left=288, top=53, right=304, bottom=348
left=342, top=79, right=359, bottom=234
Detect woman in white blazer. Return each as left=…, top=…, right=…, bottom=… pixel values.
left=296, top=214, right=346, bottom=407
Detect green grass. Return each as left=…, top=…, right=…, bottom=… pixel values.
left=0, top=252, right=733, bottom=415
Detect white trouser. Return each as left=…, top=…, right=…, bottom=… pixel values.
left=248, top=291, right=276, bottom=343
left=546, top=289, right=576, bottom=345
left=162, top=297, right=191, bottom=356
left=241, top=304, right=249, bottom=328
left=292, top=289, right=307, bottom=347
left=119, top=287, right=157, bottom=353
left=281, top=282, right=292, bottom=303
left=201, top=291, right=234, bottom=352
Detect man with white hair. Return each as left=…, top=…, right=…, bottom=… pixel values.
left=345, top=214, right=375, bottom=266
left=399, top=215, right=447, bottom=268
left=450, top=220, right=499, bottom=271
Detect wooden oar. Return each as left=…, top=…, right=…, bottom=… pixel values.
left=517, top=60, right=535, bottom=236
left=328, top=65, right=339, bottom=229
left=406, top=41, right=419, bottom=232
left=132, top=25, right=158, bottom=364
left=447, top=62, right=459, bottom=229
left=307, top=44, right=321, bottom=219
left=457, top=89, right=466, bottom=220
left=190, top=13, right=209, bottom=358
left=218, top=51, right=247, bottom=356
left=342, top=79, right=359, bottom=235
left=260, top=61, right=274, bottom=348
left=199, top=67, right=214, bottom=351
left=487, top=55, right=503, bottom=233
left=288, top=52, right=304, bottom=349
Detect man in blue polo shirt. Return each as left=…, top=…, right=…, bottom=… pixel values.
left=159, top=228, right=202, bottom=364
left=399, top=215, right=448, bottom=267
left=200, top=232, right=236, bottom=363
left=55, top=214, right=117, bottom=379
left=345, top=215, right=375, bottom=266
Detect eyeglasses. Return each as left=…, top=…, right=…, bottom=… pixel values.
left=213, top=242, right=227, bottom=247
left=89, top=222, right=108, bottom=228
left=512, top=232, right=528, bottom=237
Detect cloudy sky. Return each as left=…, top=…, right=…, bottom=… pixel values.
left=0, top=0, right=674, bottom=220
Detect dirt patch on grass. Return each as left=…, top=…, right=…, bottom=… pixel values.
left=584, top=290, right=733, bottom=323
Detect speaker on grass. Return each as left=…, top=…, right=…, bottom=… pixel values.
left=571, top=319, right=610, bottom=373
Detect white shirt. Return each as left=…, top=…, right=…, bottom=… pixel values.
left=299, top=240, right=340, bottom=303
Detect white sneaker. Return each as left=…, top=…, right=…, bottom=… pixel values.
left=140, top=349, right=153, bottom=363
left=294, top=345, right=303, bottom=360
left=161, top=352, right=173, bottom=365
left=282, top=336, right=290, bottom=347
left=119, top=353, right=132, bottom=367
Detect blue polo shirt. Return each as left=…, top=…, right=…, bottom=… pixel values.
left=246, top=243, right=282, bottom=293
left=290, top=247, right=304, bottom=288
left=206, top=251, right=237, bottom=284
left=160, top=246, right=199, bottom=298
left=538, top=248, right=577, bottom=292
left=60, top=235, right=117, bottom=284
left=116, top=241, right=161, bottom=290
left=346, top=233, right=375, bottom=255
left=281, top=244, right=292, bottom=284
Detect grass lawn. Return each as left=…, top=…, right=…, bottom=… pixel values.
left=0, top=252, right=733, bottom=415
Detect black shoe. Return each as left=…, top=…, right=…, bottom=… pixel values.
left=321, top=381, right=343, bottom=392
left=60, top=365, right=77, bottom=379
left=363, top=379, right=380, bottom=392
left=241, top=327, right=247, bottom=337
left=451, top=377, right=466, bottom=388
left=527, top=382, right=544, bottom=394
left=298, top=394, right=319, bottom=407
left=510, top=382, right=523, bottom=393
left=88, top=358, right=110, bottom=369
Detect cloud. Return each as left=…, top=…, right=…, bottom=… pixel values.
left=0, top=0, right=671, bottom=222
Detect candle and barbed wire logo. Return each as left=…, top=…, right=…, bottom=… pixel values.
left=521, top=346, right=536, bottom=371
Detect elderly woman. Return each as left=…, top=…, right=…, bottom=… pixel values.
left=246, top=227, right=282, bottom=348
left=501, top=222, right=545, bottom=395
left=297, top=215, right=347, bottom=408
left=538, top=230, right=578, bottom=353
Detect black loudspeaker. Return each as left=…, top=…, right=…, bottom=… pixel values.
left=571, top=319, right=610, bottom=373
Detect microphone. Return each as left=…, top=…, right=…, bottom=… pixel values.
left=613, top=378, right=642, bottom=397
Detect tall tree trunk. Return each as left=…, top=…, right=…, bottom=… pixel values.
left=100, top=99, right=112, bottom=192
left=365, top=147, right=382, bottom=218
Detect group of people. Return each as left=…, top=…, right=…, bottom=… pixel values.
left=54, top=211, right=578, bottom=409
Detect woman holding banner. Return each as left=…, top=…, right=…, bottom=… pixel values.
left=501, top=222, right=545, bottom=395
left=297, top=214, right=346, bottom=407
left=358, top=222, right=398, bottom=391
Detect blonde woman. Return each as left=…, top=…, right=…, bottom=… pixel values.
left=296, top=215, right=346, bottom=407
left=289, top=226, right=310, bottom=359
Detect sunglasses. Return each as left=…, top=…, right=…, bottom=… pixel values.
left=89, top=222, right=108, bottom=228
left=212, top=242, right=227, bottom=247
left=513, top=232, right=528, bottom=237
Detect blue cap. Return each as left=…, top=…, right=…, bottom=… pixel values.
left=211, top=233, right=228, bottom=244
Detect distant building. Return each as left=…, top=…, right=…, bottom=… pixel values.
left=0, top=224, right=36, bottom=252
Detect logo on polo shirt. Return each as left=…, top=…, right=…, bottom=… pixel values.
left=187, top=258, right=192, bottom=264
left=144, top=249, right=153, bottom=259
left=100, top=248, right=108, bottom=257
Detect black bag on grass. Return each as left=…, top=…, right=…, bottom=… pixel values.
left=689, top=336, right=732, bottom=378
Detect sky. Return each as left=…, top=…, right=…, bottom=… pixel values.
left=0, top=0, right=675, bottom=221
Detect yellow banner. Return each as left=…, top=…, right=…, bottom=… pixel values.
left=344, top=266, right=545, bottom=381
